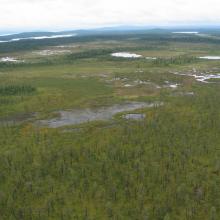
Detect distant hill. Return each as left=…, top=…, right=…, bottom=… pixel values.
left=1, top=25, right=220, bottom=42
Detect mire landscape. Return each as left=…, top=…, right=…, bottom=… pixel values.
left=0, top=30, right=220, bottom=219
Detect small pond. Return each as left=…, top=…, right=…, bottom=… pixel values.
left=38, top=102, right=161, bottom=128
left=123, top=113, right=145, bottom=120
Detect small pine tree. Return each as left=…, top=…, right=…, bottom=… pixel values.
left=210, top=207, right=217, bottom=220
left=164, top=213, right=171, bottom=220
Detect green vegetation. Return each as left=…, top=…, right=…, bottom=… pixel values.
left=152, top=56, right=198, bottom=66
left=0, top=84, right=36, bottom=96
left=0, top=30, right=220, bottom=219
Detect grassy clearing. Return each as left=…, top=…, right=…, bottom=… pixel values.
left=0, top=77, right=114, bottom=118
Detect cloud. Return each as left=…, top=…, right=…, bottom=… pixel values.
left=0, top=0, right=220, bottom=31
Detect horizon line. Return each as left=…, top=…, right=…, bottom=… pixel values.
left=1, top=24, right=220, bottom=35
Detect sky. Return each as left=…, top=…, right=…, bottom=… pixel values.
left=0, top=0, right=220, bottom=32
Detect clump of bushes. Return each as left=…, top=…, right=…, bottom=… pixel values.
left=152, top=56, right=198, bottom=66
left=0, top=85, right=36, bottom=96
left=66, top=49, right=114, bottom=60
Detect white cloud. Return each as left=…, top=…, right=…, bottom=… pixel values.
left=0, top=0, right=220, bottom=31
